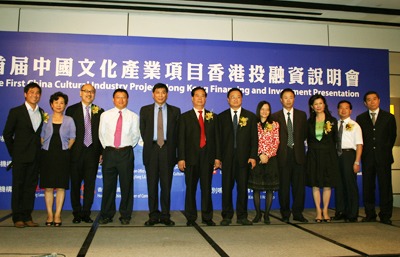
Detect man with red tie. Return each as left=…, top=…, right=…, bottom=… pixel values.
left=98, top=89, right=140, bottom=225
left=178, top=87, right=221, bottom=226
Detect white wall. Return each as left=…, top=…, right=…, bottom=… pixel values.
left=1, top=5, right=399, bottom=207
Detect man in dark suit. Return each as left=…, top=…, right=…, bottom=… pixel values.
left=356, top=91, right=397, bottom=225
left=66, top=84, right=104, bottom=224
left=270, top=88, right=308, bottom=223
left=140, top=83, right=181, bottom=226
left=178, top=87, right=221, bottom=226
left=3, top=82, right=43, bottom=228
left=219, top=88, right=257, bottom=226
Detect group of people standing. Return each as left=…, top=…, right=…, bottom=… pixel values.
left=3, top=82, right=396, bottom=228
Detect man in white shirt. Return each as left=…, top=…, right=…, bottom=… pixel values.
left=3, top=82, right=43, bottom=228
left=333, top=100, right=363, bottom=222
left=98, top=89, right=140, bottom=225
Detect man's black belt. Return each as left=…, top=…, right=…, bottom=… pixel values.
left=106, top=146, right=132, bottom=151
left=342, top=148, right=355, bottom=152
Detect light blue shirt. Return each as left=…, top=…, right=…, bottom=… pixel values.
left=25, top=101, right=41, bottom=132
left=153, top=103, right=167, bottom=141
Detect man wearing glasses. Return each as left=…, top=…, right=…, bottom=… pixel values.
left=66, top=84, right=104, bottom=224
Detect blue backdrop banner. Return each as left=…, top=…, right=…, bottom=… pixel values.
left=0, top=31, right=389, bottom=212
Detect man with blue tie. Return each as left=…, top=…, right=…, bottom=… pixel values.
left=218, top=88, right=258, bottom=226
left=140, top=83, right=180, bottom=226
left=98, top=89, right=140, bottom=225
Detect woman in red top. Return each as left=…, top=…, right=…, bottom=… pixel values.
left=248, top=101, right=280, bottom=224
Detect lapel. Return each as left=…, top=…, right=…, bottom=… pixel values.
left=149, top=104, right=155, bottom=137
left=78, top=104, right=86, bottom=131
left=279, top=109, right=288, bottom=133
left=190, top=109, right=200, bottom=128
left=21, top=104, right=36, bottom=132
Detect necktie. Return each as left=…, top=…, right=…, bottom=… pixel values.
left=199, top=111, right=206, bottom=148
left=287, top=112, right=294, bottom=147
left=84, top=105, right=92, bottom=147
left=114, top=111, right=122, bottom=148
left=233, top=111, right=238, bottom=148
left=371, top=112, right=376, bottom=126
left=157, top=107, right=164, bottom=147
left=337, top=120, right=344, bottom=156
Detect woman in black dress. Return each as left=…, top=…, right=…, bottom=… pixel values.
left=40, top=92, right=76, bottom=227
left=306, top=94, right=339, bottom=223
left=248, top=101, right=280, bottom=224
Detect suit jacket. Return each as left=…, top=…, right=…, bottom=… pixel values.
left=65, top=102, right=104, bottom=161
left=356, top=109, right=397, bottom=166
left=140, top=103, right=181, bottom=167
left=307, top=115, right=338, bottom=150
left=270, top=108, right=307, bottom=167
left=177, top=109, right=221, bottom=165
left=218, top=108, right=258, bottom=168
left=3, top=104, right=43, bottom=163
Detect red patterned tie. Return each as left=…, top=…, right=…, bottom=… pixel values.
left=114, top=111, right=122, bottom=148
left=199, top=111, right=206, bottom=148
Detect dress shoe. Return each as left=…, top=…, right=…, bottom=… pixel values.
left=54, top=222, right=62, bottom=227
left=380, top=219, right=392, bottom=225
left=237, top=218, right=253, bottom=225
left=281, top=217, right=289, bottom=223
left=361, top=216, right=377, bottom=222
left=293, top=217, right=308, bottom=223
left=24, top=221, right=39, bottom=227
left=144, top=218, right=160, bottom=226
left=99, top=217, right=113, bottom=224
left=72, top=217, right=81, bottom=223
left=120, top=218, right=130, bottom=225
left=160, top=218, right=175, bottom=226
left=82, top=216, right=93, bottom=223
left=14, top=221, right=25, bottom=228
left=220, top=219, right=232, bottom=226
left=332, top=212, right=346, bottom=221
left=347, top=218, right=357, bottom=223
left=202, top=220, right=216, bottom=226
left=264, top=216, right=271, bottom=225
left=252, top=212, right=262, bottom=223
left=186, top=220, right=197, bottom=226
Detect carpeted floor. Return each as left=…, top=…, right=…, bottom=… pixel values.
left=0, top=207, right=399, bottom=257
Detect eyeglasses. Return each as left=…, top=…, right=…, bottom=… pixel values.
left=81, top=89, right=95, bottom=94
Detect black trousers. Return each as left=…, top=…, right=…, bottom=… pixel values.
left=145, top=142, right=174, bottom=220
left=100, top=147, right=134, bottom=220
left=11, top=159, right=39, bottom=223
left=184, top=147, right=213, bottom=222
left=362, top=155, right=393, bottom=221
left=221, top=150, right=249, bottom=220
left=70, top=145, right=99, bottom=218
left=278, top=147, right=306, bottom=219
left=335, top=150, right=359, bottom=219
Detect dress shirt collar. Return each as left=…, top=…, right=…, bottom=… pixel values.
left=339, top=117, right=351, bottom=124
left=155, top=102, right=167, bottom=111
left=193, top=108, right=205, bottom=119
left=230, top=107, right=242, bottom=120
left=369, top=108, right=379, bottom=117
left=81, top=101, right=92, bottom=110
left=25, top=101, right=39, bottom=112
left=283, top=107, right=294, bottom=116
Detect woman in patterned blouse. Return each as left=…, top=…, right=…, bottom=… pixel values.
left=248, top=101, right=280, bottom=224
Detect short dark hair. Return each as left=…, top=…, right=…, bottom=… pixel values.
left=152, top=83, right=168, bottom=93
left=24, top=82, right=41, bottom=95
left=113, top=89, right=129, bottom=99
left=337, top=100, right=352, bottom=110
left=256, top=101, right=273, bottom=123
left=49, top=91, right=68, bottom=106
left=227, top=88, right=243, bottom=98
left=280, top=88, right=295, bottom=98
left=191, top=87, right=207, bottom=97
left=363, top=91, right=380, bottom=102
